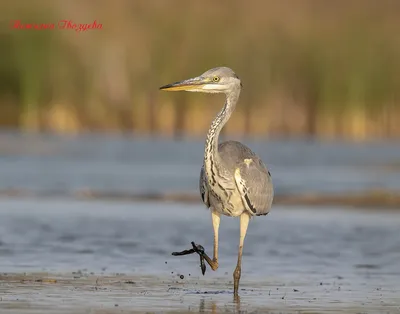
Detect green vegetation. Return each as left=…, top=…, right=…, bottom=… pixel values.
left=0, top=0, right=399, bottom=139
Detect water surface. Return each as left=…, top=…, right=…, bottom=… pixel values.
left=0, top=199, right=400, bottom=313
left=0, top=132, right=400, bottom=312
left=0, top=132, right=399, bottom=197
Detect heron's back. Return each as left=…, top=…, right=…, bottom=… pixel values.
left=218, top=141, right=259, bottom=171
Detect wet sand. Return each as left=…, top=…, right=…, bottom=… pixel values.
left=1, top=272, right=400, bottom=314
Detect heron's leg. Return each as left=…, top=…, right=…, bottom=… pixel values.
left=199, top=210, right=220, bottom=271
left=211, top=210, right=220, bottom=269
left=233, top=212, right=250, bottom=296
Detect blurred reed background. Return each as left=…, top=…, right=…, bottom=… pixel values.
left=0, top=0, right=400, bottom=140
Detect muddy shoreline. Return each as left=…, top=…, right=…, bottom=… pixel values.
left=1, top=272, right=399, bottom=314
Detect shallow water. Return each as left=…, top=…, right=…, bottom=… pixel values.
left=0, top=132, right=399, bottom=197
left=0, top=132, right=400, bottom=312
left=1, top=199, right=400, bottom=277
left=0, top=199, right=400, bottom=313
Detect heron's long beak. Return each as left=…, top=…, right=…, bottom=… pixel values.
left=159, top=76, right=210, bottom=91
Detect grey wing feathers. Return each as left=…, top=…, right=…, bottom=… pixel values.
left=235, top=156, right=274, bottom=216
left=219, top=141, right=273, bottom=216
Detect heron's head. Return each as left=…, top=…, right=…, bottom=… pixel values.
left=159, top=67, right=242, bottom=94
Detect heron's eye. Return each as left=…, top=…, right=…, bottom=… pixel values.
left=213, top=76, right=220, bottom=82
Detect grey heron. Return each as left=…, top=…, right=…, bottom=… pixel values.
left=160, top=67, right=274, bottom=296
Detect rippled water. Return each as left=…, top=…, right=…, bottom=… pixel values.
left=1, top=132, right=400, bottom=312
left=0, top=199, right=400, bottom=312
left=0, top=198, right=399, bottom=279
left=0, top=132, right=399, bottom=196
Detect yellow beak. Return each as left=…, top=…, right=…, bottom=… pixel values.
left=159, top=77, right=209, bottom=91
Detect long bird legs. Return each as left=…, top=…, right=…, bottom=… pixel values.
left=172, top=211, right=220, bottom=273
left=206, top=210, right=220, bottom=271
left=233, top=212, right=250, bottom=295
left=171, top=211, right=250, bottom=297
left=206, top=210, right=251, bottom=296
left=205, top=211, right=250, bottom=295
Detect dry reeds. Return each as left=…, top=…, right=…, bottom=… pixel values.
left=1, top=0, right=399, bottom=139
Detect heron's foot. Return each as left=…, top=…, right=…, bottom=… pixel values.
left=171, top=247, right=196, bottom=256
left=190, top=242, right=205, bottom=256
left=171, top=242, right=209, bottom=275
left=233, top=265, right=241, bottom=296
left=191, top=242, right=219, bottom=271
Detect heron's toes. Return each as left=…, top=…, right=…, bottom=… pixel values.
left=191, top=241, right=205, bottom=256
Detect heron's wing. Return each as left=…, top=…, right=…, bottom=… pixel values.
left=233, top=156, right=274, bottom=216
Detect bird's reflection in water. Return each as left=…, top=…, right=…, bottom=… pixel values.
left=199, top=298, right=216, bottom=313
left=197, top=295, right=242, bottom=313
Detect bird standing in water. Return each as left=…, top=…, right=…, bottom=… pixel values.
left=160, top=67, right=274, bottom=296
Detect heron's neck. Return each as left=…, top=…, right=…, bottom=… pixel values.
left=204, top=89, right=240, bottom=163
